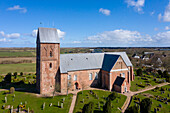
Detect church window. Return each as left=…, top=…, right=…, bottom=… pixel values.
left=50, top=51, right=53, bottom=57
left=49, top=63, right=52, bottom=68
left=68, top=75, right=71, bottom=80
left=122, top=73, right=125, bottom=78
left=89, top=73, right=92, bottom=80
left=95, top=72, right=98, bottom=80
left=74, top=75, right=77, bottom=81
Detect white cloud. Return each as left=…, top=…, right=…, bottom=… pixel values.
left=85, top=29, right=170, bottom=46
left=32, top=29, right=38, bottom=37
left=71, top=41, right=81, bottom=44
left=99, top=8, right=111, bottom=16
left=57, top=29, right=66, bottom=39
left=125, top=0, right=145, bottom=13
left=30, top=29, right=65, bottom=39
left=150, top=11, right=155, bottom=16
left=158, top=13, right=162, bottom=21
left=0, top=31, right=20, bottom=39
left=154, top=28, right=158, bottom=31
left=165, top=26, right=170, bottom=30
left=159, top=1, right=170, bottom=22
left=0, top=38, right=11, bottom=42
left=7, top=5, right=27, bottom=13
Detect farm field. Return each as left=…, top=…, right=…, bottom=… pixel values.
left=0, top=63, right=36, bottom=74
left=129, top=84, right=170, bottom=113
left=0, top=91, right=73, bottom=113
left=73, top=90, right=127, bottom=113
left=0, top=51, right=35, bottom=58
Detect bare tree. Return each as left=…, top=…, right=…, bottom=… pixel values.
left=79, top=77, right=87, bottom=94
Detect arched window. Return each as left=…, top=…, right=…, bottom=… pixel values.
left=49, top=63, right=52, bottom=68
left=68, top=75, right=71, bottom=80
left=50, top=51, right=53, bottom=57
left=89, top=73, right=92, bottom=80
left=95, top=72, right=98, bottom=80
left=74, top=75, right=77, bottom=81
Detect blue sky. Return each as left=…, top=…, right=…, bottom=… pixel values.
left=0, top=0, right=170, bottom=47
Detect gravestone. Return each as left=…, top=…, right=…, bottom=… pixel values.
left=43, top=102, right=45, bottom=110
left=12, top=98, right=14, bottom=102
left=61, top=103, right=63, bottom=108
left=5, top=97, right=7, bottom=103
left=165, top=102, right=168, bottom=104
left=98, top=102, right=100, bottom=109
left=159, top=104, right=162, bottom=108
left=154, top=108, right=157, bottom=113
left=49, top=103, right=52, bottom=107
left=82, top=99, right=84, bottom=103
left=28, top=107, right=29, bottom=113
left=58, top=101, right=59, bottom=107
left=11, top=106, right=13, bottom=113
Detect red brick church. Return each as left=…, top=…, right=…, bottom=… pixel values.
left=36, top=28, right=134, bottom=94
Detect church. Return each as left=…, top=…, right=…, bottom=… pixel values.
left=36, top=27, right=134, bottom=94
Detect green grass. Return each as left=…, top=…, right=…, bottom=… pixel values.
left=129, top=85, right=170, bottom=113
left=73, top=90, right=127, bottom=113
left=0, top=91, right=72, bottom=113
left=130, top=75, right=166, bottom=91
left=0, top=63, right=36, bottom=74
left=0, top=51, right=35, bottom=57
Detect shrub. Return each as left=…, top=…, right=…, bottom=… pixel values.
left=103, top=99, right=112, bottom=113
left=108, top=92, right=118, bottom=100
left=82, top=102, right=94, bottom=113
left=9, top=87, right=15, bottom=94
left=157, top=70, right=162, bottom=76
left=125, top=105, right=139, bottom=113
left=20, top=72, right=23, bottom=76
left=163, top=71, right=168, bottom=78
left=140, top=98, right=152, bottom=113
left=13, top=72, right=17, bottom=79
left=137, top=69, right=143, bottom=76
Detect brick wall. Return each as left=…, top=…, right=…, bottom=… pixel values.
left=36, top=43, right=60, bottom=94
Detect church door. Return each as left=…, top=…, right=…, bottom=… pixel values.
left=75, top=82, right=78, bottom=90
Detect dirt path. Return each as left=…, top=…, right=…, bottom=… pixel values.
left=121, top=82, right=170, bottom=113
left=69, top=93, right=77, bottom=113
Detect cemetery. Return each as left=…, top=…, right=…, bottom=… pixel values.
left=0, top=90, right=73, bottom=113
left=130, top=70, right=167, bottom=91
left=73, top=90, right=127, bottom=113
left=129, top=84, right=170, bottom=113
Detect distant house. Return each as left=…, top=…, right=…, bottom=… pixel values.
left=36, top=27, right=134, bottom=95
left=132, top=54, right=140, bottom=59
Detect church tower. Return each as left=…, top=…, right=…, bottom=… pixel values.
left=36, top=28, right=60, bottom=94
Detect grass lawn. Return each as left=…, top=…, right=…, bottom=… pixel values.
left=129, top=85, right=170, bottom=113
left=73, top=90, right=127, bottom=113
left=0, top=63, right=36, bottom=74
left=0, top=51, right=35, bottom=58
left=0, top=91, right=72, bottom=113
left=130, top=75, right=166, bottom=91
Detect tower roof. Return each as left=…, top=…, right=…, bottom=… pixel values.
left=37, top=27, right=60, bottom=43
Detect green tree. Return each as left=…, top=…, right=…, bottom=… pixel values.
left=137, top=69, right=143, bottom=76
left=4, top=72, right=12, bottom=83
left=13, top=72, right=17, bottom=79
left=140, top=98, right=152, bottom=113
left=103, top=99, right=112, bottom=113
left=20, top=72, right=23, bottom=76
left=163, top=71, right=169, bottom=78
left=125, top=105, right=139, bottom=113
left=82, top=102, right=94, bottom=113
left=157, top=70, right=162, bottom=76
left=108, top=91, right=118, bottom=100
